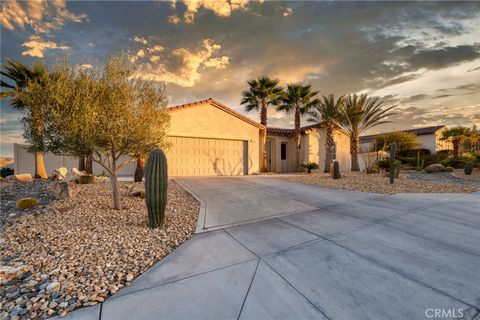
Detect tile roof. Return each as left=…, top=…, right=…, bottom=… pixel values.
left=167, top=98, right=265, bottom=129
left=267, top=123, right=323, bottom=136
left=360, top=125, right=445, bottom=143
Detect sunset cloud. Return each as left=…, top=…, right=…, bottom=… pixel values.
left=21, top=35, right=69, bottom=57
left=134, top=39, right=229, bottom=87
left=0, top=0, right=87, bottom=34
left=170, top=0, right=249, bottom=24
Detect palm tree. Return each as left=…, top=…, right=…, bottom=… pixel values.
left=241, top=76, right=283, bottom=172
left=277, top=83, right=320, bottom=171
left=308, top=94, right=344, bottom=173
left=337, top=93, right=396, bottom=171
left=440, top=126, right=473, bottom=159
left=1, top=60, right=49, bottom=179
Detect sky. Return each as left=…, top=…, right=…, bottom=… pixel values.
left=1, top=0, right=479, bottom=157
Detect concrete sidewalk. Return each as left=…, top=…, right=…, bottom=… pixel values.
left=57, top=177, right=480, bottom=320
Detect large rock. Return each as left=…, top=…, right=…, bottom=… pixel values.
left=52, top=167, right=68, bottom=181
left=5, top=173, right=33, bottom=183
left=47, top=181, right=74, bottom=200
left=424, top=163, right=445, bottom=173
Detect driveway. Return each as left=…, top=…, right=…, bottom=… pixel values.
left=58, top=177, right=480, bottom=320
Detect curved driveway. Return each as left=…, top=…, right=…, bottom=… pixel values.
left=59, top=177, right=480, bottom=320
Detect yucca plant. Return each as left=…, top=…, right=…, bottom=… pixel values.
left=300, top=162, right=319, bottom=173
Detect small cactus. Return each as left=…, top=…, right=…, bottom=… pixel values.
left=145, top=148, right=168, bottom=228
left=464, top=161, right=474, bottom=175
left=389, top=142, right=397, bottom=184
left=394, top=160, right=401, bottom=179
left=78, top=174, right=95, bottom=184
left=16, top=197, right=38, bottom=210
left=333, top=160, right=341, bottom=179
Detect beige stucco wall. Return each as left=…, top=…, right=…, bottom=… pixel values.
left=167, top=102, right=260, bottom=174
left=267, top=128, right=350, bottom=173
left=13, top=144, right=136, bottom=176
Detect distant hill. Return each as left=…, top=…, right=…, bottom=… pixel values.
left=0, top=157, right=14, bottom=168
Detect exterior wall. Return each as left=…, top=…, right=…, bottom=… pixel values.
left=333, top=130, right=351, bottom=171
left=267, top=135, right=297, bottom=173
left=167, top=103, right=260, bottom=174
left=13, top=102, right=261, bottom=177
left=13, top=144, right=135, bottom=176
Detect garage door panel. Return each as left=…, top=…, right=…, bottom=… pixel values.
left=166, top=137, right=245, bottom=176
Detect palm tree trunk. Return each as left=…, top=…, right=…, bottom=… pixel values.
left=85, top=154, right=93, bottom=174
left=134, top=156, right=145, bottom=182
left=34, top=152, right=48, bottom=179
left=78, top=156, right=86, bottom=171
left=259, top=103, right=268, bottom=172
left=324, top=126, right=334, bottom=173
left=294, top=109, right=301, bottom=171
left=350, top=135, right=360, bottom=171
left=453, top=140, right=459, bottom=159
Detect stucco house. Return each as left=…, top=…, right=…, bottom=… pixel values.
left=359, top=125, right=451, bottom=154
left=13, top=98, right=351, bottom=176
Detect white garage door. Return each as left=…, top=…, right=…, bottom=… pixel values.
left=166, top=136, right=247, bottom=176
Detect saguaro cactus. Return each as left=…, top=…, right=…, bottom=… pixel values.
left=333, top=160, right=341, bottom=179
left=145, top=148, right=168, bottom=228
left=389, top=142, right=397, bottom=184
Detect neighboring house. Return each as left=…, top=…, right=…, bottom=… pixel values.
left=359, top=125, right=452, bottom=154
left=266, top=124, right=350, bottom=173
left=13, top=98, right=351, bottom=176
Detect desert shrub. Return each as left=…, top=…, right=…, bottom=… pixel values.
left=397, top=156, right=415, bottom=165
left=16, top=197, right=39, bottom=209
left=398, top=148, right=431, bottom=158
left=444, top=167, right=454, bottom=172
left=436, top=150, right=452, bottom=157
left=378, top=158, right=390, bottom=169
left=301, top=162, right=319, bottom=173
left=0, top=167, right=14, bottom=178
left=78, top=174, right=95, bottom=184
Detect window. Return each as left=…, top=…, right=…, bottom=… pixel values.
left=281, top=143, right=287, bottom=160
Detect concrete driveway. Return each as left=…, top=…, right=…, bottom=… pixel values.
left=59, top=177, right=480, bottom=320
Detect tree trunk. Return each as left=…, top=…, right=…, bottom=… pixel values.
left=453, top=140, right=459, bottom=159
left=259, top=129, right=267, bottom=172
left=78, top=156, right=85, bottom=171
left=259, top=102, right=268, bottom=172
left=350, top=135, right=360, bottom=171
left=85, top=154, right=93, bottom=174
left=324, top=126, right=334, bottom=173
left=134, top=156, right=145, bottom=182
left=294, top=109, right=301, bottom=171
left=34, top=152, right=48, bottom=179
left=109, top=173, right=122, bottom=210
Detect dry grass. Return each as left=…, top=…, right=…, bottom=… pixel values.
left=276, top=171, right=480, bottom=194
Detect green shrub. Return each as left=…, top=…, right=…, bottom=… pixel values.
left=16, top=197, right=38, bottom=210
left=378, top=158, right=390, bottom=169
left=78, top=174, right=95, bottom=184
left=444, top=167, right=454, bottom=172
left=464, top=161, right=474, bottom=175
left=301, top=162, right=319, bottom=173
left=0, top=167, right=14, bottom=178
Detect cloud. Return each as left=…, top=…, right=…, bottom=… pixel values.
left=134, top=39, right=230, bottom=87
left=406, top=45, right=480, bottom=70
left=21, top=35, right=69, bottom=57
left=133, top=36, right=148, bottom=45
left=0, top=0, right=87, bottom=34
left=170, top=0, right=249, bottom=24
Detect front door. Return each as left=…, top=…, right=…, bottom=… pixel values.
left=266, top=141, right=272, bottom=172
left=280, top=142, right=288, bottom=172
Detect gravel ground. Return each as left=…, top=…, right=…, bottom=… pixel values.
left=276, top=171, right=480, bottom=194
left=0, top=180, right=199, bottom=319
left=405, top=171, right=480, bottom=186
left=0, top=180, right=55, bottom=228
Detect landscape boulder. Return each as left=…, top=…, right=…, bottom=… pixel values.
left=47, top=181, right=74, bottom=200
left=52, top=167, right=68, bottom=181
left=5, top=173, right=33, bottom=183
left=424, top=163, right=445, bottom=173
